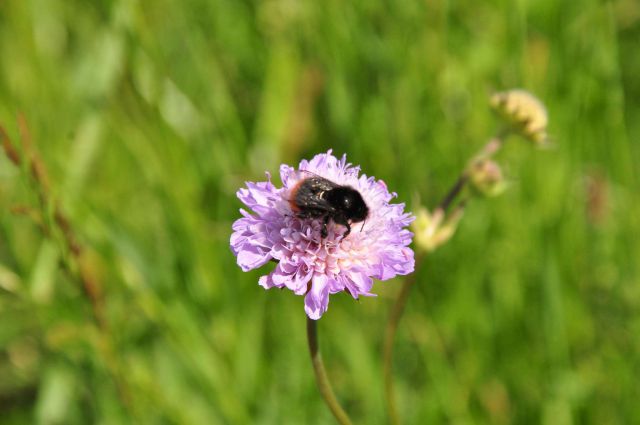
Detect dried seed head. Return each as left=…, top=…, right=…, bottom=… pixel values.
left=491, top=89, right=548, bottom=145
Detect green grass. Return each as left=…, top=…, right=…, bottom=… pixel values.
left=1, top=0, right=639, bottom=423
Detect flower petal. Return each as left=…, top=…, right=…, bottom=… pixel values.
left=304, top=274, right=332, bottom=320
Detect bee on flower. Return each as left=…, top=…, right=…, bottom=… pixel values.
left=230, top=151, right=415, bottom=319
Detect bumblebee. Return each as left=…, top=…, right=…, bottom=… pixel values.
left=289, top=174, right=369, bottom=239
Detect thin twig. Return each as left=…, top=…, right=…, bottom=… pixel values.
left=307, top=317, right=354, bottom=425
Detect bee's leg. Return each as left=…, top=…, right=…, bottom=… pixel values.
left=321, top=215, right=330, bottom=238
left=332, top=215, right=350, bottom=239
left=343, top=221, right=351, bottom=238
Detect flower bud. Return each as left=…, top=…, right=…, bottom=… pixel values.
left=412, top=207, right=463, bottom=253
left=468, top=159, right=506, bottom=198
left=491, top=89, right=548, bottom=145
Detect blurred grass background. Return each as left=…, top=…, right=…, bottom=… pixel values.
left=1, top=0, right=639, bottom=423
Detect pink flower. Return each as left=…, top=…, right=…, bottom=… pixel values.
left=230, top=151, right=415, bottom=319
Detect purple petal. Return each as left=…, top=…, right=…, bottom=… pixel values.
left=345, top=272, right=374, bottom=298
left=236, top=244, right=272, bottom=272
left=259, top=272, right=283, bottom=289
left=304, top=274, right=331, bottom=320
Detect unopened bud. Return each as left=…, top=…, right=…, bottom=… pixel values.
left=412, top=207, right=463, bottom=253
left=468, top=159, right=506, bottom=197
left=491, top=89, right=548, bottom=145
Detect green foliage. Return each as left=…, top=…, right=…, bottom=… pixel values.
left=1, top=0, right=639, bottom=423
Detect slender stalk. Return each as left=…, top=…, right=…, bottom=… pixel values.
left=382, top=254, right=423, bottom=425
left=438, top=175, right=468, bottom=212
left=382, top=131, right=509, bottom=424
left=307, top=317, right=354, bottom=425
left=437, top=134, right=506, bottom=212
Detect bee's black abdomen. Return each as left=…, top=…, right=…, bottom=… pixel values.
left=324, top=187, right=368, bottom=223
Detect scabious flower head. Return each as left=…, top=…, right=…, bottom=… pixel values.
left=231, top=151, right=415, bottom=319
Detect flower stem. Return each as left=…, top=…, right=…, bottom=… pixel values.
left=382, top=254, right=422, bottom=425
left=382, top=130, right=509, bottom=424
left=307, top=317, right=354, bottom=425
left=438, top=175, right=469, bottom=213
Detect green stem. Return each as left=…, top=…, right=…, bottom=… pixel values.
left=382, top=258, right=422, bottom=425
left=307, top=317, right=354, bottom=425
left=382, top=130, right=509, bottom=424
left=438, top=175, right=469, bottom=212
